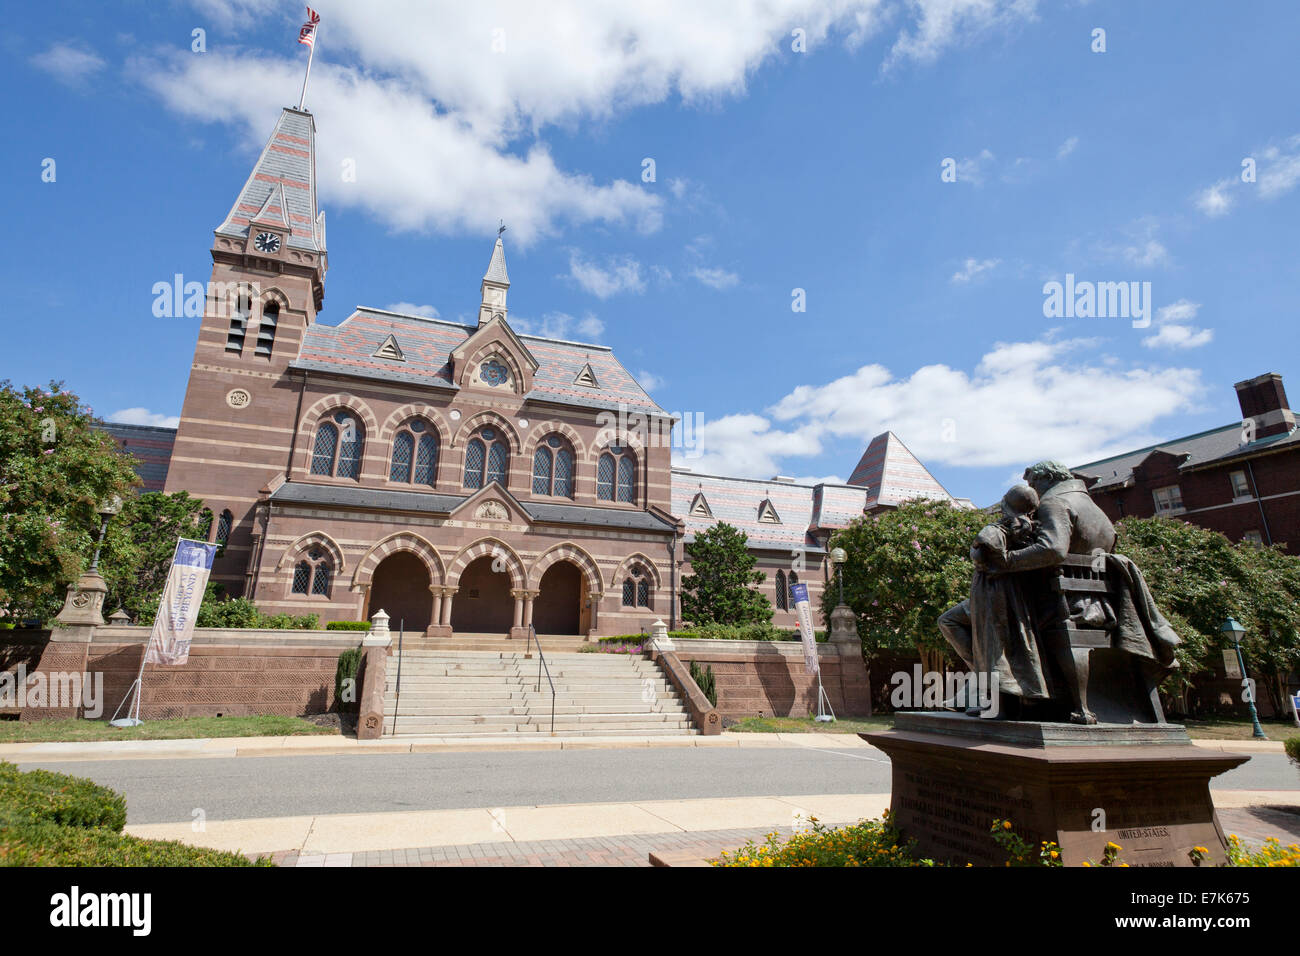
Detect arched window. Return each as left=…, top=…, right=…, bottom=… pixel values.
left=255, top=301, right=279, bottom=356
left=531, top=435, right=574, bottom=498
left=597, top=445, right=636, bottom=503
left=775, top=569, right=788, bottom=611
left=215, top=509, right=233, bottom=552
left=389, top=419, right=438, bottom=486
left=226, top=292, right=251, bottom=353
left=621, top=563, right=652, bottom=608
left=464, top=426, right=509, bottom=489
left=291, top=547, right=332, bottom=597
left=311, top=411, right=365, bottom=479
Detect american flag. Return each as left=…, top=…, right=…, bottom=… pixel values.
left=298, top=7, right=320, bottom=47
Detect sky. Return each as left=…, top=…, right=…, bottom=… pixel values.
left=2, top=0, right=1297, bottom=506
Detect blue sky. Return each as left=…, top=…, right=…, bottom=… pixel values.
left=3, top=1, right=1297, bottom=506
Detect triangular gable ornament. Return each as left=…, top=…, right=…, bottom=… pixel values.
left=689, top=492, right=712, bottom=518
left=573, top=363, right=599, bottom=388
left=373, top=333, right=405, bottom=362
left=758, top=498, right=781, bottom=524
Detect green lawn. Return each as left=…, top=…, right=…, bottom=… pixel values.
left=1179, top=716, right=1300, bottom=741
left=0, top=715, right=337, bottom=743
left=726, top=715, right=894, bottom=735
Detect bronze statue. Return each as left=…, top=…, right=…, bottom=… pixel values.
left=939, top=460, right=1181, bottom=725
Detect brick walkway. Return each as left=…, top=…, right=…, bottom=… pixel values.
left=270, top=807, right=1300, bottom=867
left=276, top=824, right=802, bottom=867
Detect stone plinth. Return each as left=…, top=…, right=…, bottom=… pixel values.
left=864, top=712, right=1249, bottom=867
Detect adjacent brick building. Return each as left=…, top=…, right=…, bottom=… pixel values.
left=1073, top=372, right=1299, bottom=552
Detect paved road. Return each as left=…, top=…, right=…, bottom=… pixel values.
left=17, top=746, right=1296, bottom=825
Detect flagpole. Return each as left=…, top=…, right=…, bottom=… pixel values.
left=109, top=537, right=182, bottom=727
left=297, top=32, right=316, bottom=111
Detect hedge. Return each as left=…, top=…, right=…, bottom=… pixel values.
left=0, top=761, right=269, bottom=867
left=1286, top=736, right=1300, bottom=768
left=326, top=621, right=371, bottom=631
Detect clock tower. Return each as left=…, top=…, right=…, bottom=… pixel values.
left=163, top=106, right=328, bottom=596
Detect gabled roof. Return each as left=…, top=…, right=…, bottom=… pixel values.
left=847, top=431, right=953, bottom=508
left=215, top=107, right=323, bottom=253
left=1074, top=422, right=1300, bottom=489
left=672, top=471, right=821, bottom=551
left=290, top=307, right=664, bottom=413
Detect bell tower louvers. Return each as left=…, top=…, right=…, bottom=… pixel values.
left=163, top=106, right=328, bottom=596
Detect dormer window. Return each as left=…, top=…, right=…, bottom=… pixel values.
left=758, top=498, right=781, bottom=524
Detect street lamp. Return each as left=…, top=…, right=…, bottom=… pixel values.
left=830, top=546, right=847, bottom=605
left=87, top=495, right=123, bottom=574
left=1221, top=617, right=1268, bottom=740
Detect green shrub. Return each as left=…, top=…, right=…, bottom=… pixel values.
left=715, top=813, right=932, bottom=867
left=0, top=822, right=270, bottom=866
left=0, top=762, right=126, bottom=831
left=335, top=646, right=363, bottom=712
left=195, top=595, right=317, bottom=630
left=689, top=659, right=717, bottom=706
left=1286, top=736, right=1300, bottom=767
left=326, top=621, right=371, bottom=631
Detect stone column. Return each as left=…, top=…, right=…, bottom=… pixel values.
left=363, top=608, right=392, bottom=647
left=587, top=591, right=602, bottom=640
left=22, top=570, right=107, bottom=721
left=425, top=586, right=451, bottom=638
left=829, top=604, right=871, bottom=716
left=440, top=588, right=456, bottom=626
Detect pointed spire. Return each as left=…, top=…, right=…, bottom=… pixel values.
left=215, top=108, right=324, bottom=255
left=484, top=236, right=510, bottom=285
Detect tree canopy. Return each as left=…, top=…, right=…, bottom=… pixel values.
left=680, top=522, right=773, bottom=626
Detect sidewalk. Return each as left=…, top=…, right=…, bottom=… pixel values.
left=0, top=731, right=1285, bottom=763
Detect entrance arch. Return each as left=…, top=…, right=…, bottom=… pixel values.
left=450, top=554, right=514, bottom=634
left=533, top=562, right=583, bottom=635
left=368, top=552, right=432, bottom=632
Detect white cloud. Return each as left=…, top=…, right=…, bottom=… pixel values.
left=1142, top=299, right=1213, bottom=350
left=636, top=370, right=666, bottom=392
left=684, top=337, right=1205, bottom=476
left=1056, top=136, right=1078, bottom=159
left=1258, top=142, right=1300, bottom=200
left=511, top=310, right=604, bottom=341
left=140, top=2, right=1040, bottom=241
left=689, top=266, right=740, bottom=290
left=1194, top=179, right=1234, bottom=217
left=951, top=257, right=1000, bottom=283
left=668, top=178, right=689, bottom=199
left=955, top=148, right=995, bottom=185
left=31, top=43, right=105, bottom=85
left=385, top=302, right=439, bottom=318
left=566, top=252, right=647, bottom=298
left=109, top=407, right=181, bottom=428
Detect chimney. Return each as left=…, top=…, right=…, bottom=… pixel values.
left=1234, top=372, right=1295, bottom=440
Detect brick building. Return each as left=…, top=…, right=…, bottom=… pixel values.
left=97, top=422, right=175, bottom=492
left=123, top=105, right=958, bottom=638
left=1073, top=372, right=1299, bottom=552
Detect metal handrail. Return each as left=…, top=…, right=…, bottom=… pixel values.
left=390, top=618, right=404, bottom=737
left=526, top=624, right=556, bottom=735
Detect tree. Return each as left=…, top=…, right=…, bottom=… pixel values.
left=1115, top=517, right=1300, bottom=715
left=0, top=382, right=139, bottom=623
left=680, top=522, right=773, bottom=626
left=823, top=498, right=989, bottom=674
left=99, top=491, right=212, bottom=624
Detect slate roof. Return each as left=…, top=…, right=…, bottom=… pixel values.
left=95, top=422, right=176, bottom=493
left=672, top=471, right=824, bottom=551
left=847, top=431, right=954, bottom=508
left=215, top=108, right=324, bottom=253
left=291, top=307, right=664, bottom=414
left=484, top=237, right=509, bottom=284
left=1074, top=422, right=1300, bottom=489
left=270, top=481, right=674, bottom=532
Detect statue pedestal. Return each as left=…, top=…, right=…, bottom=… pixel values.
left=864, top=712, right=1249, bottom=867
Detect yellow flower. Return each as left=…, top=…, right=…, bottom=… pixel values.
left=1003, top=821, right=1013, bottom=830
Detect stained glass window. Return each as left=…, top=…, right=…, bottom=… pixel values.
left=775, top=569, right=788, bottom=611
left=311, top=564, right=331, bottom=595
left=414, top=434, right=438, bottom=485
left=292, top=562, right=312, bottom=594
left=390, top=431, right=414, bottom=483
left=464, top=438, right=485, bottom=489
left=554, top=449, right=574, bottom=498
left=597, top=454, right=615, bottom=500
left=617, top=455, right=635, bottom=503
left=337, top=420, right=364, bottom=479
left=215, top=509, right=233, bottom=550
left=622, top=578, right=635, bottom=606
left=487, top=441, right=508, bottom=486
left=532, top=447, right=552, bottom=494
left=311, top=422, right=337, bottom=475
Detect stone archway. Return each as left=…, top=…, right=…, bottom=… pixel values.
left=368, top=552, right=432, bottom=633
left=533, top=562, right=583, bottom=636
left=450, top=554, right=514, bottom=634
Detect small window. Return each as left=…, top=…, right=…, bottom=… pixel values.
left=775, top=569, right=788, bottom=611
left=310, top=412, right=365, bottom=479
left=622, top=564, right=652, bottom=608
left=464, top=428, right=509, bottom=489
left=598, top=446, right=637, bottom=503
left=214, top=509, right=233, bottom=551
left=255, top=301, right=278, bottom=356
left=1229, top=470, right=1250, bottom=498
left=1152, top=485, right=1184, bottom=515
left=226, top=293, right=251, bottom=353
left=389, top=420, right=438, bottom=486
left=531, top=436, right=575, bottom=498
left=291, top=547, right=332, bottom=597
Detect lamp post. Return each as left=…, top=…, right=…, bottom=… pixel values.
left=87, top=496, right=123, bottom=574
left=1221, top=617, right=1268, bottom=740
left=830, top=547, right=847, bottom=605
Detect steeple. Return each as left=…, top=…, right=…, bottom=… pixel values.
left=212, top=107, right=327, bottom=308
left=478, top=234, right=510, bottom=325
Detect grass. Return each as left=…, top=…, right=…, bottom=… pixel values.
left=726, top=715, right=893, bottom=735
left=1179, top=716, right=1300, bottom=741
left=0, top=714, right=336, bottom=744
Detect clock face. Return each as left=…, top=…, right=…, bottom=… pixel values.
left=254, top=232, right=281, bottom=253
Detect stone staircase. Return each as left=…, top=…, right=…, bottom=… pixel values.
left=381, top=648, right=697, bottom=737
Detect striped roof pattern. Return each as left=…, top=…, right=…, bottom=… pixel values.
left=672, top=472, right=819, bottom=551
left=848, top=431, right=952, bottom=509
left=811, top=484, right=870, bottom=529
left=1074, top=422, right=1300, bottom=489
left=293, top=308, right=663, bottom=413
left=216, top=108, right=323, bottom=252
